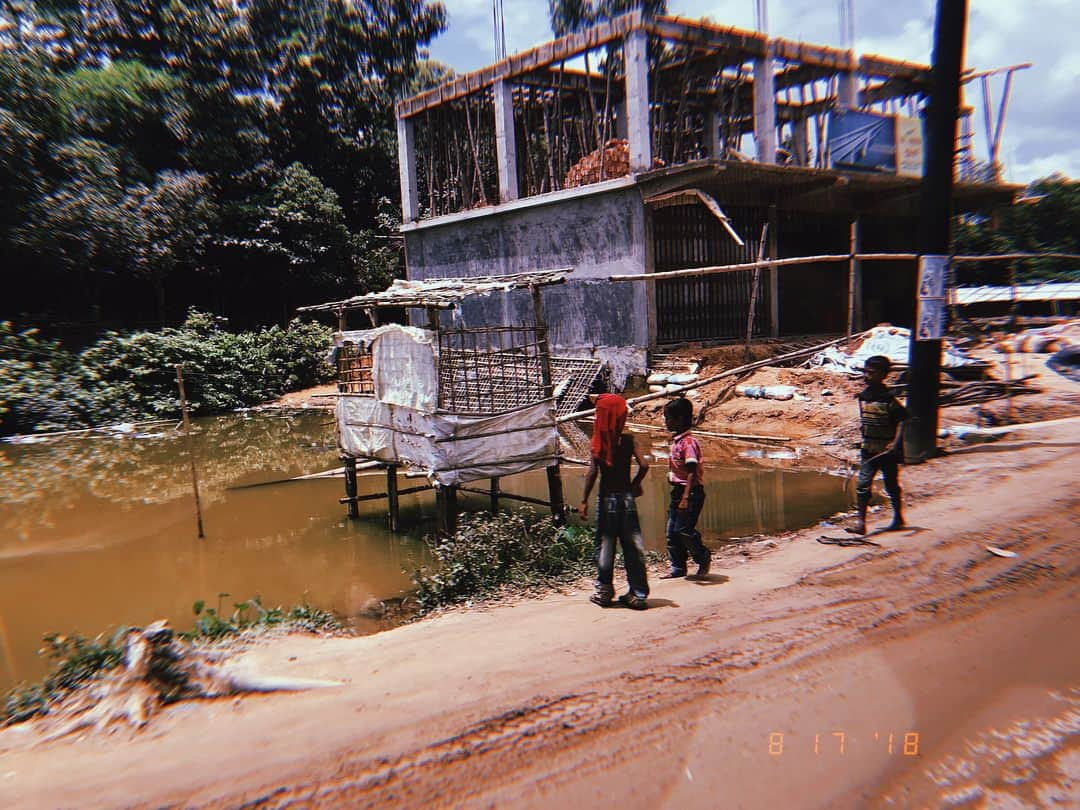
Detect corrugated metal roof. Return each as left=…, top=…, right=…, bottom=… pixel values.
left=951, top=282, right=1080, bottom=305
left=298, top=270, right=570, bottom=313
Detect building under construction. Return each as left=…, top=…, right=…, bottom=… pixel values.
left=394, top=9, right=1019, bottom=383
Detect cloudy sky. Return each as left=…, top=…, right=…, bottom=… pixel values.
left=427, top=1, right=1079, bottom=184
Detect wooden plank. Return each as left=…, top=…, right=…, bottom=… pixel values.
left=859, top=54, right=931, bottom=83
left=396, top=8, right=643, bottom=119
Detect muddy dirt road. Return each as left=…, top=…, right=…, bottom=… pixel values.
left=2, top=420, right=1078, bottom=809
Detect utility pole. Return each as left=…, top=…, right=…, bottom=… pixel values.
left=905, top=0, right=968, bottom=463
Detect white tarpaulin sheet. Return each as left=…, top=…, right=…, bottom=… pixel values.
left=807, top=325, right=979, bottom=374
left=333, top=325, right=438, bottom=413
left=337, top=397, right=558, bottom=486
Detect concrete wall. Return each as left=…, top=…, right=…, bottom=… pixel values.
left=403, top=182, right=651, bottom=385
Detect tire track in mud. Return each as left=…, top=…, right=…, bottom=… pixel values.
left=205, top=497, right=1079, bottom=809
left=209, top=599, right=920, bottom=809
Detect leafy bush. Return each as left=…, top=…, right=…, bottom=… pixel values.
left=183, top=596, right=342, bottom=641
left=1, top=629, right=126, bottom=726
left=0, top=311, right=333, bottom=435
left=413, top=511, right=595, bottom=611
left=0, top=323, right=82, bottom=433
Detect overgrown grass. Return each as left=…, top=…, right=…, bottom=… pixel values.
left=0, top=596, right=342, bottom=727
left=412, top=510, right=596, bottom=612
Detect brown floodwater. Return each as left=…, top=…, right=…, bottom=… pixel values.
left=0, top=412, right=850, bottom=692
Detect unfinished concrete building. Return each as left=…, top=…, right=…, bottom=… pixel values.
left=394, top=9, right=1018, bottom=383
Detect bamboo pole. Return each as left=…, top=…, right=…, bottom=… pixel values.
left=610, top=250, right=1078, bottom=284
left=2, top=418, right=175, bottom=443
left=459, top=485, right=553, bottom=508
left=530, top=284, right=565, bottom=521
left=846, top=219, right=858, bottom=350
left=581, top=418, right=791, bottom=443
left=744, top=222, right=769, bottom=360
left=559, top=333, right=854, bottom=424
left=174, top=364, right=205, bottom=539
left=952, top=253, right=1080, bottom=262
left=610, top=252, right=923, bottom=282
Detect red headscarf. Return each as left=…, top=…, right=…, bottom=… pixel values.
left=591, top=394, right=628, bottom=467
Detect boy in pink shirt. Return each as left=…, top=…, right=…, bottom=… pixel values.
left=662, top=397, right=710, bottom=579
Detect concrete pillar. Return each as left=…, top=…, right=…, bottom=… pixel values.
left=753, top=45, right=777, bottom=164
left=707, top=110, right=724, bottom=159
left=624, top=28, right=651, bottom=172
left=792, top=117, right=809, bottom=166
left=396, top=115, right=419, bottom=222
left=838, top=68, right=859, bottom=111
left=493, top=79, right=519, bottom=202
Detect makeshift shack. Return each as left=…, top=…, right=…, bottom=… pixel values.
left=298, top=270, right=602, bottom=534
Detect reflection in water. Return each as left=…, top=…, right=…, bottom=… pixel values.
left=495, top=459, right=851, bottom=551
left=0, top=413, right=851, bottom=692
left=0, top=413, right=432, bottom=691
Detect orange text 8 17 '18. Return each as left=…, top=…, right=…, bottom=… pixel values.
left=767, top=732, right=920, bottom=756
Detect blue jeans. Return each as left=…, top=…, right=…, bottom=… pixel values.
left=855, top=449, right=901, bottom=507
left=595, top=492, right=649, bottom=599
left=666, top=484, right=709, bottom=574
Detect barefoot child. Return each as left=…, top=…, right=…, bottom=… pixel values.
left=580, top=394, right=651, bottom=609
left=661, top=397, right=711, bottom=579
left=849, top=355, right=909, bottom=535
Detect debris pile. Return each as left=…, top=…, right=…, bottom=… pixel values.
left=39, top=621, right=338, bottom=739
left=806, top=325, right=983, bottom=375
left=646, top=354, right=701, bottom=393
left=995, top=319, right=1080, bottom=354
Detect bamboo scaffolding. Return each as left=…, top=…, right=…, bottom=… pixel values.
left=744, top=221, right=768, bottom=358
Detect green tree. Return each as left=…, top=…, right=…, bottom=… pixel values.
left=123, top=170, right=218, bottom=321
left=954, top=176, right=1080, bottom=284
left=249, top=162, right=359, bottom=317
left=0, top=50, right=62, bottom=234
left=15, top=138, right=131, bottom=320
left=548, top=0, right=665, bottom=35
left=57, top=60, right=188, bottom=180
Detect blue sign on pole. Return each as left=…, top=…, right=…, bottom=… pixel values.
left=916, top=255, right=949, bottom=341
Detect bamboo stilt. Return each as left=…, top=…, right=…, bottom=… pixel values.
left=174, top=365, right=205, bottom=539
left=343, top=457, right=359, bottom=520
left=386, top=464, right=400, bottom=532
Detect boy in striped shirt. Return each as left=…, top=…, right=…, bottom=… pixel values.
left=662, top=397, right=711, bottom=579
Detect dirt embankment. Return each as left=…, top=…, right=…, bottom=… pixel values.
left=2, top=410, right=1078, bottom=808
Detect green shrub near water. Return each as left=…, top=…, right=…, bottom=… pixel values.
left=413, top=511, right=596, bottom=612
left=0, top=310, right=333, bottom=435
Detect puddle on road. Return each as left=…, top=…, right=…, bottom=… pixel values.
left=0, top=412, right=851, bottom=690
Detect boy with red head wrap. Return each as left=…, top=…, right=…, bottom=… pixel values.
left=580, top=394, right=651, bottom=609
